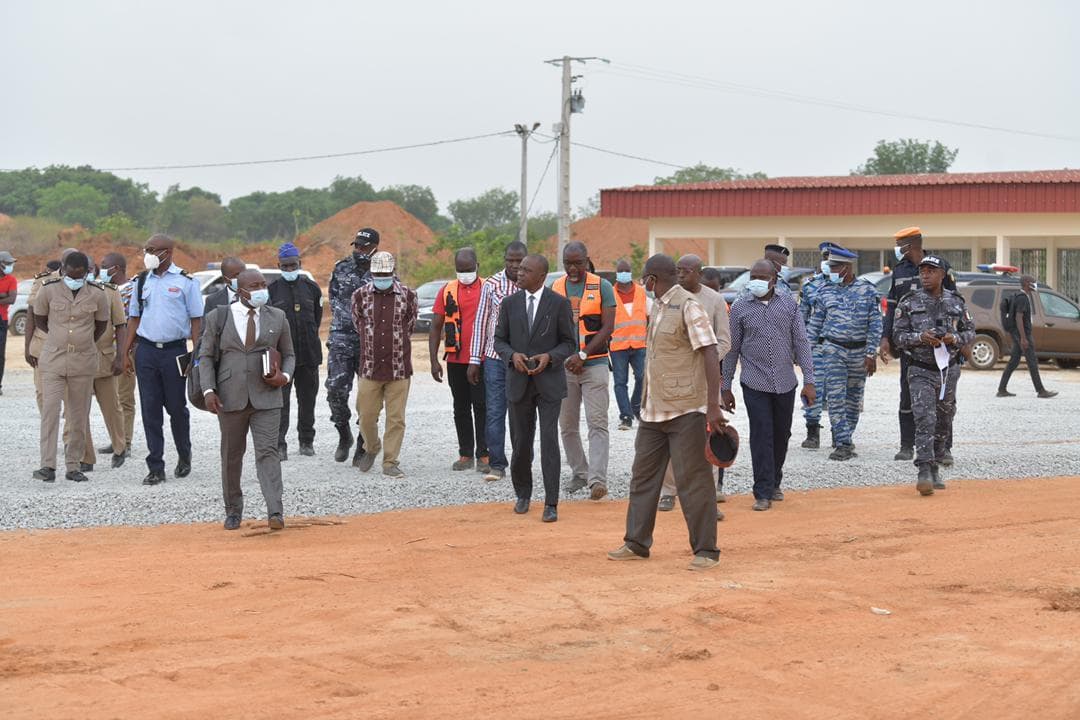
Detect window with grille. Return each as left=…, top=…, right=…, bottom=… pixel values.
left=1058, top=249, right=1080, bottom=303
left=1011, top=249, right=1047, bottom=283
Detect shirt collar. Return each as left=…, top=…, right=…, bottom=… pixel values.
left=657, top=285, right=681, bottom=305
left=232, top=300, right=260, bottom=317
left=525, top=286, right=544, bottom=301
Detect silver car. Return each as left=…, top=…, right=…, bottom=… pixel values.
left=8, top=278, right=34, bottom=336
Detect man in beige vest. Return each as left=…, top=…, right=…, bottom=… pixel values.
left=659, top=254, right=732, bottom=513
left=608, top=254, right=726, bottom=572
left=31, top=252, right=111, bottom=482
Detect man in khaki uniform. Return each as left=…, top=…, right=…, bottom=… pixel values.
left=69, top=268, right=129, bottom=470
left=96, top=252, right=138, bottom=455
left=24, top=249, right=77, bottom=411
left=31, top=252, right=110, bottom=482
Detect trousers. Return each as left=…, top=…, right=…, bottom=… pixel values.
left=279, top=363, right=319, bottom=446
left=326, top=335, right=364, bottom=453
left=898, top=354, right=916, bottom=450
left=742, top=384, right=796, bottom=500
left=821, top=342, right=868, bottom=447
left=610, top=347, right=646, bottom=421
left=72, top=374, right=127, bottom=465
left=118, top=354, right=137, bottom=448
left=559, top=363, right=610, bottom=488
left=0, top=319, right=7, bottom=389
left=218, top=403, right=283, bottom=517
left=909, top=365, right=960, bottom=466
left=802, top=345, right=827, bottom=424
left=482, top=358, right=511, bottom=470
left=508, top=382, right=562, bottom=507
left=624, top=412, right=720, bottom=560
left=134, top=340, right=192, bottom=473
left=40, top=371, right=95, bottom=473
left=356, top=377, right=411, bottom=469
left=998, top=331, right=1045, bottom=393
left=447, top=362, right=487, bottom=458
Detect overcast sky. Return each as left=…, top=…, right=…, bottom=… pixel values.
left=3, top=0, right=1077, bottom=216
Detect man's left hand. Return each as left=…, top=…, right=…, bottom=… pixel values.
left=564, top=355, right=584, bottom=374
left=942, top=333, right=957, bottom=346
left=706, top=402, right=726, bottom=432
left=864, top=356, right=877, bottom=377
left=110, top=356, right=123, bottom=376
left=263, top=371, right=289, bottom=388
left=430, top=359, right=443, bottom=383
left=528, top=353, right=551, bottom=375
left=801, top=383, right=816, bottom=407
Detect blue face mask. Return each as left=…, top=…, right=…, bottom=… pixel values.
left=779, top=267, right=791, bottom=281
left=827, top=272, right=843, bottom=284
left=229, top=278, right=239, bottom=291
left=246, top=289, right=270, bottom=307
left=616, top=271, right=632, bottom=284
left=747, top=279, right=771, bottom=298
left=2, top=263, right=14, bottom=276
left=98, top=268, right=112, bottom=284
left=820, top=260, right=830, bottom=275
left=86, top=272, right=96, bottom=282
left=281, top=270, right=300, bottom=282
left=63, top=276, right=86, bottom=291
left=894, top=246, right=905, bottom=262
left=372, top=276, right=394, bottom=291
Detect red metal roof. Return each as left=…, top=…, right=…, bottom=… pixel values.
left=600, top=169, right=1080, bottom=218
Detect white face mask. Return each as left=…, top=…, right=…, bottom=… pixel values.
left=456, top=271, right=478, bottom=285
left=894, top=246, right=905, bottom=262
left=143, top=252, right=161, bottom=270
left=820, top=260, right=831, bottom=275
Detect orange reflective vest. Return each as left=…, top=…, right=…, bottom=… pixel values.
left=441, top=277, right=483, bottom=358
left=552, top=271, right=608, bottom=360
left=610, top=283, right=647, bottom=351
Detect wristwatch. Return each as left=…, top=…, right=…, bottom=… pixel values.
left=578, top=350, right=588, bottom=361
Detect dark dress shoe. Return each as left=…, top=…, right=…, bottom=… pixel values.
left=33, top=467, right=56, bottom=482
left=298, top=443, right=315, bottom=456
left=752, top=498, right=771, bottom=511
left=514, top=497, right=530, bottom=514
left=224, top=515, right=241, bottom=531
left=355, top=452, right=376, bottom=472
left=111, top=453, right=126, bottom=469
left=278, top=443, right=288, bottom=461
left=66, top=470, right=89, bottom=482
left=98, top=444, right=115, bottom=455
left=80, top=462, right=94, bottom=472
left=268, top=513, right=285, bottom=530
left=175, top=455, right=191, bottom=478
left=1037, top=390, right=1058, bottom=399
left=542, top=505, right=558, bottom=523
left=142, top=470, right=166, bottom=486
left=772, top=489, right=785, bottom=501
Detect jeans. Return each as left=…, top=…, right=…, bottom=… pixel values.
left=741, top=384, right=796, bottom=500
left=482, top=357, right=510, bottom=471
left=610, top=347, right=645, bottom=421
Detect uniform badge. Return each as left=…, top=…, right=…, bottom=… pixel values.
left=294, top=304, right=301, bottom=312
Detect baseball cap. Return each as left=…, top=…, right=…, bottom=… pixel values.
left=0, top=251, right=16, bottom=263
left=354, top=228, right=380, bottom=246
left=918, top=255, right=947, bottom=270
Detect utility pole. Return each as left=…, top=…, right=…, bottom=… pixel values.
left=545, top=55, right=608, bottom=269
left=514, top=122, right=540, bottom=245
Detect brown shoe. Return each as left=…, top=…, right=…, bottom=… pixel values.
left=589, top=483, right=608, bottom=501
left=452, top=456, right=474, bottom=471
left=688, top=555, right=720, bottom=571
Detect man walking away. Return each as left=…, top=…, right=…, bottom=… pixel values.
left=0, top=251, right=17, bottom=395
left=610, top=258, right=649, bottom=431
left=892, top=256, right=975, bottom=495
left=430, top=248, right=489, bottom=473
left=468, top=241, right=527, bottom=482
left=722, top=260, right=815, bottom=511
left=493, top=254, right=577, bottom=523
left=122, top=235, right=204, bottom=485
left=607, top=254, right=725, bottom=571
left=997, top=275, right=1057, bottom=399
left=269, top=242, right=323, bottom=458
left=201, top=269, right=295, bottom=530
left=552, top=241, right=615, bottom=500
left=351, top=252, right=418, bottom=478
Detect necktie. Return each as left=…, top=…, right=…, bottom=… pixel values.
left=245, top=308, right=256, bottom=348
left=527, top=294, right=536, bottom=330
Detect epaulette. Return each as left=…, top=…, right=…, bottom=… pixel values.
left=102, top=281, right=119, bottom=290
left=42, top=277, right=62, bottom=286
left=179, top=270, right=194, bottom=280
left=87, top=280, right=105, bottom=289
left=34, top=270, right=52, bottom=279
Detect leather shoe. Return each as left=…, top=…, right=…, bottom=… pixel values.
left=142, top=470, right=166, bottom=486
left=224, top=515, right=241, bottom=531
left=542, top=505, right=557, bottom=523
left=98, top=444, right=115, bottom=455
left=658, top=495, right=676, bottom=512
left=65, top=470, right=89, bottom=482
left=355, top=452, right=376, bottom=472
left=268, top=513, right=285, bottom=530
left=996, top=389, right=1016, bottom=397
left=772, top=489, right=785, bottom=501
left=111, top=453, right=126, bottom=469
left=752, top=498, right=771, bottom=511
left=1038, top=389, right=1059, bottom=399
left=80, top=462, right=94, bottom=472
left=175, top=455, right=191, bottom=478
left=298, top=443, right=315, bottom=457
left=513, top=497, right=530, bottom=514
left=33, top=467, right=56, bottom=482
left=894, top=446, right=914, bottom=461
left=931, top=464, right=946, bottom=490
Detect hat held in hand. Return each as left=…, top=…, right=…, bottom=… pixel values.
left=705, top=423, right=739, bottom=468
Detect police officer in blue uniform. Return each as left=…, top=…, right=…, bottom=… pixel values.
left=326, top=228, right=377, bottom=464
left=121, top=234, right=204, bottom=485
left=878, top=227, right=956, bottom=461
left=798, top=242, right=836, bottom=449
left=807, top=246, right=883, bottom=461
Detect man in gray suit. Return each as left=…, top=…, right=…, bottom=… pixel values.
left=199, top=269, right=295, bottom=531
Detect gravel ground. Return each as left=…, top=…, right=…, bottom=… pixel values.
left=2, top=362, right=1078, bottom=530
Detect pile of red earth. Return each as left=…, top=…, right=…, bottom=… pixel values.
left=543, top=216, right=711, bottom=270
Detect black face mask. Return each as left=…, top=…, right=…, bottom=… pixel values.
left=353, top=252, right=372, bottom=269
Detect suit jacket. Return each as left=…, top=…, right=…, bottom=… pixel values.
left=198, top=304, right=297, bottom=413
left=493, top=287, right=577, bottom=403
left=202, top=286, right=233, bottom=321
left=268, top=276, right=323, bottom=367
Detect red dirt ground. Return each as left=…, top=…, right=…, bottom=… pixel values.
left=3, top=477, right=1079, bottom=719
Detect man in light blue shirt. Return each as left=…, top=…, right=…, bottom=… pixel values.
left=122, top=234, right=204, bottom=485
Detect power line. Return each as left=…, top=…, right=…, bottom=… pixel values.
left=534, top=132, right=687, bottom=169
left=598, top=62, right=1080, bottom=143
left=46, top=131, right=518, bottom=172
left=527, top=139, right=559, bottom=215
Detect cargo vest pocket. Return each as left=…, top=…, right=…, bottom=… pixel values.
left=660, top=373, right=696, bottom=399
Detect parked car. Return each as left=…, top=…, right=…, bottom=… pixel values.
left=722, top=267, right=816, bottom=305
left=956, top=277, right=1080, bottom=370
left=8, top=278, right=34, bottom=336
left=703, top=265, right=749, bottom=289
left=415, top=279, right=452, bottom=334
left=192, top=266, right=315, bottom=295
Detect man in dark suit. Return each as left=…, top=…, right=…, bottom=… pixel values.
left=202, top=256, right=246, bottom=320
left=493, top=254, right=577, bottom=522
left=199, top=269, right=295, bottom=531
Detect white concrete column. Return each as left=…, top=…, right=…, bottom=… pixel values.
left=648, top=225, right=658, bottom=257
left=969, top=237, right=980, bottom=271
left=995, top=235, right=1010, bottom=266
left=1046, top=237, right=1057, bottom=286
left=708, top=238, right=717, bottom=266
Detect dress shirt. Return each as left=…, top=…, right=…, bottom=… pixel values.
left=723, top=291, right=814, bottom=394
left=130, top=264, right=204, bottom=342
left=524, top=287, right=544, bottom=329
left=469, top=270, right=517, bottom=364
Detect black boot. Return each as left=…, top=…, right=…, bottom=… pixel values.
left=896, top=410, right=915, bottom=460
left=801, top=423, right=820, bottom=449
left=931, top=464, right=945, bottom=490
left=916, top=464, right=934, bottom=496
left=334, top=424, right=354, bottom=463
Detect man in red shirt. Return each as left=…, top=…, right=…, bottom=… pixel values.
left=429, top=248, right=488, bottom=473
left=0, top=251, right=18, bottom=395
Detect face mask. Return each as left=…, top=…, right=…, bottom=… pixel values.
left=1032, top=282, right=1038, bottom=290
left=281, top=270, right=300, bottom=282
left=819, top=260, right=831, bottom=275
left=779, top=267, right=791, bottom=281
left=372, top=277, right=394, bottom=291
left=143, top=252, right=161, bottom=270
left=86, top=272, right=96, bottom=283
left=894, top=246, right=905, bottom=262
left=245, top=289, right=270, bottom=307
left=456, top=271, right=478, bottom=285
left=2, top=264, right=14, bottom=276
left=747, top=279, right=771, bottom=298
left=228, top=278, right=238, bottom=291
left=828, top=272, right=843, bottom=284
left=63, top=276, right=86, bottom=291
left=98, top=268, right=112, bottom=284
left=616, top=271, right=632, bottom=284
left=353, top=251, right=372, bottom=268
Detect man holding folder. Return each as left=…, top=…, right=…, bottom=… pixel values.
left=199, top=269, right=295, bottom=531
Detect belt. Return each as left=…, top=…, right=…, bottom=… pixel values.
left=139, top=337, right=187, bottom=350
left=909, top=357, right=960, bottom=372
left=822, top=337, right=867, bottom=350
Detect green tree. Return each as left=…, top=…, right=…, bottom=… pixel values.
left=156, top=185, right=228, bottom=241
left=628, top=242, right=647, bottom=276
left=448, top=188, right=519, bottom=232
left=95, top=212, right=147, bottom=244
left=853, top=139, right=959, bottom=175
left=654, top=163, right=767, bottom=185
left=34, top=181, right=111, bottom=227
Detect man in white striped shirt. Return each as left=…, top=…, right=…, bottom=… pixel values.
left=467, top=240, right=527, bottom=481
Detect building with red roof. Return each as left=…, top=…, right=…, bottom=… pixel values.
left=601, top=169, right=1080, bottom=299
